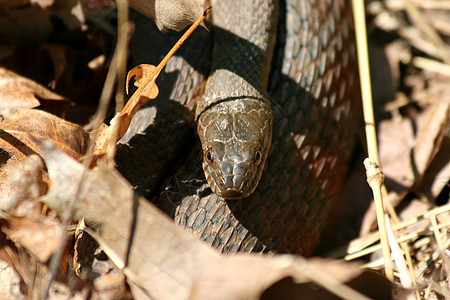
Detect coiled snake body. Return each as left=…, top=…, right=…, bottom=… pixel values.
left=117, top=0, right=360, bottom=255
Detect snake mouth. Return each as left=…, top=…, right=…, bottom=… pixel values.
left=206, top=171, right=251, bottom=199
left=217, top=174, right=251, bottom=199
left=219, top=188, right=245, bottom=199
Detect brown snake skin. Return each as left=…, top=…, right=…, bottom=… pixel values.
left=116, top=0, right=360, bottom=255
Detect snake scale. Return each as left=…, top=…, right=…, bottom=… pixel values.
left=116, top=0, right=360, bottom=255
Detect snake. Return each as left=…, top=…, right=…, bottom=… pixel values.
left=116, top=0, right=360, bottom=255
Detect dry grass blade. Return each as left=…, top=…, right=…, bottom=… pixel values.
left=385, top=215, right=414, bottom=289
left=363, top=158, right=394, bottom=281
left=346, top=204, right=450, bottom=259
left=401, top=0, right=450, bottom=64
left=352, top=0, right=395, bottom=282
left=412, top=56, right=450, bottom=76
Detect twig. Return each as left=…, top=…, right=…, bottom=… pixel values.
left=103, top=7, right=212, bottom=151
left=346, top=220, right=450, bottom=261
left=352, top=0, right=394, bottom=282
left=430, top=215, right=445, bottom=252
left=106, top=0, right=131, bottom=162
left=385, top=215, right=413, bottom=288
left=43, top=1, right=133, bottom=297
left=84, top=22, right=133, bottom=132
left=347, top=203, right=450, bottom=255
left=363, top=159, right=394, bottom=282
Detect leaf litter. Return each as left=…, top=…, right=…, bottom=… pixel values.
left=0, top=0, right=448, bottom=299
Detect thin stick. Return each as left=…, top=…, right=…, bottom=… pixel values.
left=107, top=0, right=130, bottom=162
left=121, top=6, right=212, bottom=118
left=114, top=7, right=212, bottom=142
left=352, top=0, right=394, bottom=282
left=154, top=7, right=212, bottom=77
left=348, top=203, right=450, bottom=254
left=385, top=215, right=413, bottom=288
left=430, top=215, right=445, bottom=252
left=364, top=159, right=394, bottom=282
left=352, top=0, right=379, bottom=162
left=114, top=0, right=130, bottom=113
left=346, top=220, right=450, bottom=261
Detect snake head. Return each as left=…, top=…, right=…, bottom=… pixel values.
left=197, top=103, right=272, bottom=199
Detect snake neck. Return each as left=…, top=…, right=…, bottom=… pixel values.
left=196, top=0, right=278, bottom=199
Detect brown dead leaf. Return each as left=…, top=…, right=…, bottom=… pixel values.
left=74, top=221, right=132, bottom=298
left=37, top=140, right=396, bottom=299
left=1, top=154, right=47, bottom=213
left=126, top=64, right=159, bottom=98
left=0, top=157, right=90, bottom=299
left=0, top=135, right=29, bottom=203
left=42, top=44, right=67, bottom=90
left=93, top=271, right=132, bottom=299
left=38, top=139, right=219, bottom=299
left=0, top=2, right=52, bottom=43
left=0, top=107, right=89, bottom=204
left=1, top=214, right=64, bottom=263
left=0, top=0, right=85, bottom=44
left=379, top=99, right=450, bottom=197
left=0, top=258, right=24, bottom=299
left=0, top=155, right=62, bottom=268
left=93, top=9, right=210, bottom=157
left=0, top=67, right=72, bottom=117
left=0, top=107, right=88, bottom=160
left=190, top=255, right=394, bottom=300
left=110, top=63, right=160, bottom=141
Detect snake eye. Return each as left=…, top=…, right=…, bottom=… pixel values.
left=205, top=148, right=214, bottom=165
left=253, top=149, right=262, bottom=164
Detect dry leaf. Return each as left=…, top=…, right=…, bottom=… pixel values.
left=1, top=154, right=46, bottom=213
left=0, top=157, right=89, bottom=299
left=109, top=63, right=160, bottom=143
left=0, top=107, right=88, bottom=160
left=42, top=44, right=67, bottom=89
left=0, top=258, right=24, bottom=299
left=0, top=107, right=89, bottom=204
left=38, top=139, right=219, bottom=300
left=0, top=156, right=62, bottom=263
left=92, top=271, right=132, bottom=299
left=0, top=135, right=29, bottom=203
left=126, top=64, right=159, bottom=98
left=37, top=140, right=395, bottom=299
left=0, top=67, right=72, bottom=117
left=190, top=255, right=394, bottom=300
left=0, top=3, right=52, bottom=43
left=379, top=100, right=450, bottom=197
left=91, top=63, right=162, bottom=157
left=93, top=9, right=209, bottom=157
left=2, top=215, right=64, bottom=263
left=0, top=0, right=84, bottom=43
